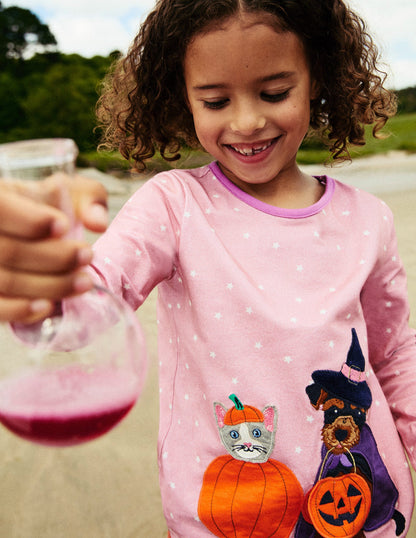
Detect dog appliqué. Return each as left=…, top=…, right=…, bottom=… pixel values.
left=295, top=329, right=405, bottom=538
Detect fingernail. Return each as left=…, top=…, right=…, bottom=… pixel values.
left=50, top=217, right=69, bottom=237
left=30, top=299, right=52, bottom=314
left=73, top=272, right=93, bottom=293
left=77, top=247, right=93, bottom=266
left=89, top=203, right=108, bottom=227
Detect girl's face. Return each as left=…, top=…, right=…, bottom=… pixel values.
left=184, top=13, right=318, bottom=204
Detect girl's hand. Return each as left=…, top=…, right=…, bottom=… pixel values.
left=69, top=174, right=109, bottom=234
left=0, top=175, right=108, bottom=324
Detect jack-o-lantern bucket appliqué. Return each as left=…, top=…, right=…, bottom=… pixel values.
left=307, top=473, right=371, bottom=538
left=198, top=395, right=303, bottom=537
left=304, top=449, right=371, bottom=538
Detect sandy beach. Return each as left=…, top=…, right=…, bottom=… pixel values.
left=0, top=152, right=415, bottom=537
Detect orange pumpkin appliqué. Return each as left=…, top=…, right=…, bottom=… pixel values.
left=198, top=395, right=303, bottom=537
left=199, top=455, right=303, bottom=537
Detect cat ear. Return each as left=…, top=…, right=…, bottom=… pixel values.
left=214, top=402, right=227, bottom=428
left=262, top=406, right=277, bottom=433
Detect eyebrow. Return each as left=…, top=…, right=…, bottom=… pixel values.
left=261, top=71, right=296, bottom=83
left=193, top=71, right=296, bottom=91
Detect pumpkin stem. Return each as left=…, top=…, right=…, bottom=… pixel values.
left=229, top=394, right=244, bottom=410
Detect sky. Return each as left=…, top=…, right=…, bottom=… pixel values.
left=2, top=0, right=416, bottom=90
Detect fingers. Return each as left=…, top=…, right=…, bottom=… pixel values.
left=0, top=175, right=107, bottom=324
left=0, top=297, right=55, bottom=324
left=2, top=173, right=109, bottom=236
left=81, top=202, right=109, bottom=233
left=0, top=262, right=94, bottom=325
left=0, top=235, right=93, bottom=274
left=0, top=221, right=95, bottom=322
left=0, top=187, right=70, bottom=240
left=0, top=234, right=95, bottom=303
left=0, top=266, right=93, bottom=301
left=71, top=175, right=109, bottom=233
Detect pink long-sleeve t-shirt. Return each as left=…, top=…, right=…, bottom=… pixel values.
left=91, top=162, right=416, bottom=537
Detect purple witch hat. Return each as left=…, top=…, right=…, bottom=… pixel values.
left=311, top=328, right=372, bottom=409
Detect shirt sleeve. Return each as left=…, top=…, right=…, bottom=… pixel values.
left=361, top=205, right=416, bottom=468
left=89, top=173, right=186, bottom=311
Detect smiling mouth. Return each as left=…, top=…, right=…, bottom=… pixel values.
left=226, top=138, right=278, bottom=156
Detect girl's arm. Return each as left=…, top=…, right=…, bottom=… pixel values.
left=362, top=208, right=416, bottom=467
left=0, top=176, right=108, bottom=324
left=88, top=172, right=185, bottom=312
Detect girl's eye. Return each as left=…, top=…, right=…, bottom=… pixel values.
left=203, top=99, right=229, bottom=110
left=230, top=430, right=239, bottom=439
left=261, top=90, right=290, bottom=103
left=252, top=428, right=261, bottom=438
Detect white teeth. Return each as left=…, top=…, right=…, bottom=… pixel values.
left=230, top=140, right=273, bottom=156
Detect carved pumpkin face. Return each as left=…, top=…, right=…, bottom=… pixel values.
left=307, top=473, right=371, bottom=538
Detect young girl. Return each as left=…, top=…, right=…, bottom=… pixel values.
left=0, top=0, right=414, bottom=536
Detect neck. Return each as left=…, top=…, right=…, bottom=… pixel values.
left=219, top=163, right=325, bottom=209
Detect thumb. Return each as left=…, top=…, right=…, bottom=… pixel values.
left=72, top=175, right=109, bottom=233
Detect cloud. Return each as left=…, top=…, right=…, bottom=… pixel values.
left=48, top=14, right=142, bottom=56
left=3, top=0, right=416, bottom=88
left=2, top=0, right=154, bottom=56
left=348, top=0, right=416, bottom=88
left=3, top=0, right=155, bottom=16
left=389, top=60, right=416, bottom=90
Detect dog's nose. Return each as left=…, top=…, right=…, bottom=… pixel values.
left=335, top=429, right=348, bottom=442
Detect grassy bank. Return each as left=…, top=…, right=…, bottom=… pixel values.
left=80, top=112, right=416, bottom=175
left=298, top=112, right=416, bottom=164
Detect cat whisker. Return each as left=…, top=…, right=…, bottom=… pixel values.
left=232, top=444, right=253, bottom=452
left=231, top=444, right=268, bottom=454
left=253, top=445, right=267, bottom=453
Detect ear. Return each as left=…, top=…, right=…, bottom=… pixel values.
left=214, top=402, right=227, bottom=428
left=262, top=405, right=277, bottom=433
left=183, top=83, right=193, bottom=114
left=306, top=383, right=328, bottom=409
left=310, top=78, right=320, bottom=101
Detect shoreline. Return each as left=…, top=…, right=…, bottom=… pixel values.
left=302, top=150, right=416, bottom=195
left=82, top=150, right=416, bottom=196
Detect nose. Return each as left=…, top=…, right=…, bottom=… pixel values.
left=230, top=101, right=266, bottom=135
left=244, top=442, right=252, bottom=448
left=335, top=429, right=349, bottom=442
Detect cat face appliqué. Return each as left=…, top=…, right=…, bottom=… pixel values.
left=214, top=400, right=277, bottom=463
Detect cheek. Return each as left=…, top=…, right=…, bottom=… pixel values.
left=281, top=102, right=311, bottom=132
left=193, top=113, right=221, bottom=147
left=275, top=91, right=311, bottom=128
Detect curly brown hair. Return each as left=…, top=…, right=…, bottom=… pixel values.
left=96, top=0, right=397, bottom=170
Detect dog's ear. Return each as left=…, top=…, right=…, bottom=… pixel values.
left=306, top=383, right=328, bottom=409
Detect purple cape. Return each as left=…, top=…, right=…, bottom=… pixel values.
left=295, top=424, right=398, bottom=536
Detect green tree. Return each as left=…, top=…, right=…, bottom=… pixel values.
left=21, top=60, right=109, bottom=151
left=397, top=86, right=416, bottom=114
left=0, top=2, right=114, bottom=151
left=0, top=71, right=25, bottom=133
left=0, top=2, right=57, bottom=64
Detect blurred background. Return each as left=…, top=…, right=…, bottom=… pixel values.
left=0, top=0, right=415, bottom=174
